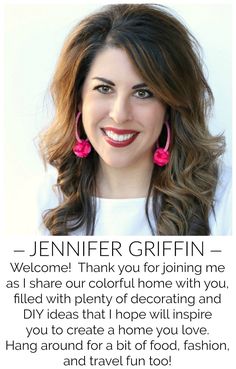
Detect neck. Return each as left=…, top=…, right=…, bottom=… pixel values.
left=97, top=159, right=154, bottom=199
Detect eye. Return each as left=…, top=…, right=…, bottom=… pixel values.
left=94, top=85, right=113, bottom=94
left=134, top=89, right=154, bottom=99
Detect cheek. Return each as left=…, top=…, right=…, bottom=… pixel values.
left=82, top=96, right=108, bottom=125
left=141, top=107, right=166, bottom=136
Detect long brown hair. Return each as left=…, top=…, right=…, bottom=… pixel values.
left=39, top=4, right=225, bottom=235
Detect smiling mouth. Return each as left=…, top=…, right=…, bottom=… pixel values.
left=102, top=127, right=139, bottom=147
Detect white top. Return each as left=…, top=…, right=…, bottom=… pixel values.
left=38, top=165, right=232, bottom=236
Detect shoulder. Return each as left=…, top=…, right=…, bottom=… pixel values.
left=209, top=163, right=232, bottom=235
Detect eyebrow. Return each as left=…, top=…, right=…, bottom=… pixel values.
left=92, top=77, right=115, bottom=86
left=92, top=77, right=147, bottom=89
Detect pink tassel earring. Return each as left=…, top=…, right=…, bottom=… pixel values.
left=153, top=121, right=171, bottom=166
left=72, top=112, right=91, bottom=158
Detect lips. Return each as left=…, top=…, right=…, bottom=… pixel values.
left=102, top=127, right=139, bottom=148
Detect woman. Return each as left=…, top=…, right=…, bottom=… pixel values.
left=39, top=3, right=231, bottom=236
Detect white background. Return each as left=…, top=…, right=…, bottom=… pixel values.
left=0, top=3, right=235, bottom=369
left=2, top=1, right=233, bottom=235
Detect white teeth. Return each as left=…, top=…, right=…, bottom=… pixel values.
left=105, top=130, right=135, bottom=142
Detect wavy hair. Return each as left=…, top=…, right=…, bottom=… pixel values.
left=39, top=4, right=225, bottom=235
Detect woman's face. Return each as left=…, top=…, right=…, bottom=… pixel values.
left=80, top=47, right=166, bottom=169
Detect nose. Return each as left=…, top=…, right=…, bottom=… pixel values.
left=109, top=95, right=133, bottom=124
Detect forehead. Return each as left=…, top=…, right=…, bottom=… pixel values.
left=84, top=47, right=144, bottom=83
